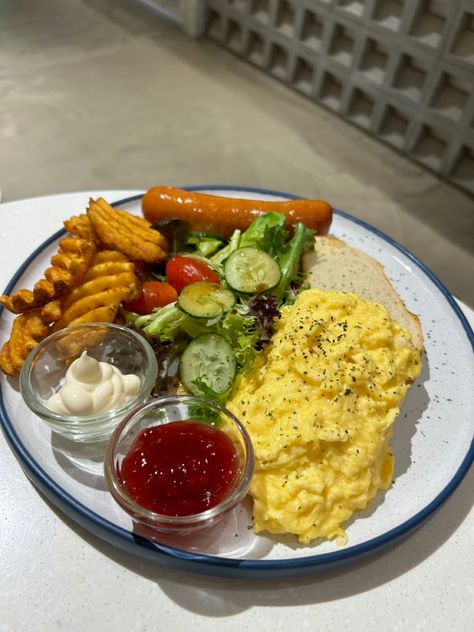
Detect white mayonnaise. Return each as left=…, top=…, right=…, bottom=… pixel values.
left=47, top=351, right=141, bottom=416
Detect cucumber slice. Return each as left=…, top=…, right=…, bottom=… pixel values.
left=224, top=247, right=281, bottom=294
left=178, top=281, right=236, bottom=319
left=180, top=333, right=237, bottom=401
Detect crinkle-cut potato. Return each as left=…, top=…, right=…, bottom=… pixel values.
left=63, top=213, right=96, bottom=242
left=0, top=310, right=49, bottom=376
left=40, top=300, right=62, bottom=325
left=0, top=289, right=37, bottom=314
left=51, top=250, right=140, bottom=332
left=0, top=202, right=150, bottom=376
left=87, top=197, right=168, bottom=263
left=0, top=234, right=96, bottom=314
left=0, top=342, right=15, bottom=376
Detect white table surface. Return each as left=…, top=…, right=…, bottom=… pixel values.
left=1, top=191, right=473, bottom=632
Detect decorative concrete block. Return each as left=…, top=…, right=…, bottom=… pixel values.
left=203, top=0, right=474, bottom=195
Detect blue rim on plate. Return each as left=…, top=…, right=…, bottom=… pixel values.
left=0, top=186, right=473, bottom=579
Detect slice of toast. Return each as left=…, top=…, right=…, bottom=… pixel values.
left=304, top=236, right=423, bottom=352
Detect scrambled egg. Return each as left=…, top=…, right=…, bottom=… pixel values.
left=227, top=289, right=422, bottom=545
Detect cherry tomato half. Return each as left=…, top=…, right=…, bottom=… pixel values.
left=123, top=281, right=178, bottom=315
left=165, top=256, right=220, bottom=294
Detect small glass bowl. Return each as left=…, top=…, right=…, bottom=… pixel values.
left=104, top=395, right=254, bottom=536
left=20, top=322, right=158, bottom=442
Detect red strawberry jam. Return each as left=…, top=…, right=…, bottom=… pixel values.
left=120, top=421, right=239, bottom=516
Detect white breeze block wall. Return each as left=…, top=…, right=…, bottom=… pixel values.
left=204, top=0, right=474, bottom=195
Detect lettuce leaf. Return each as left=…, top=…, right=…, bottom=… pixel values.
left=214, top=310, right=258, bottom=373
left=272, top=222, right=315, bottom=303
left=211, top=229, right=241, bottom=265
left=244, top=295, right=281, bottom=350
left=130, top=303, right=185, bottom=340
left=186, top=232, right=225, bottom=257
left=238, top=212, right=288, bottom=257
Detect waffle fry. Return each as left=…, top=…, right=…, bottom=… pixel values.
left=63, top=213, right=96, bottom=242
left=0, top=290, right=36, bottom=314
left=87, top=197, right=168, bottom=263
left=36, top=236, right=96, bottom=301
left=51, top=250, right=140, bottom=332
left=0, top=234, right=96, bottom=314
left=0, top=310, right=49, bottom=376
left=40, top=300, right=62, bottom=325
left=0, top=342, right=15, bottom=376
left=0, top=200, right=153, bottom=376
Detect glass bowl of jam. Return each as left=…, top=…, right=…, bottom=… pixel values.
left=104, top=395, right=254, bottom=535
left=20, top=322, right=158, bottom=442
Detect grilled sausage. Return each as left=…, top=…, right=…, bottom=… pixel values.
left=142, top=187, right=333, bottom=239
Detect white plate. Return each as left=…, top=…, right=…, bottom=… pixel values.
left=1, top=187, right=473, bottom=579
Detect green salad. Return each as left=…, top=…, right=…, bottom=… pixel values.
left=123, top=212, right=315, bottom=403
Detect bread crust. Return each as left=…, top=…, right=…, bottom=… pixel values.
left=304, top=236, right=424, bottom=352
